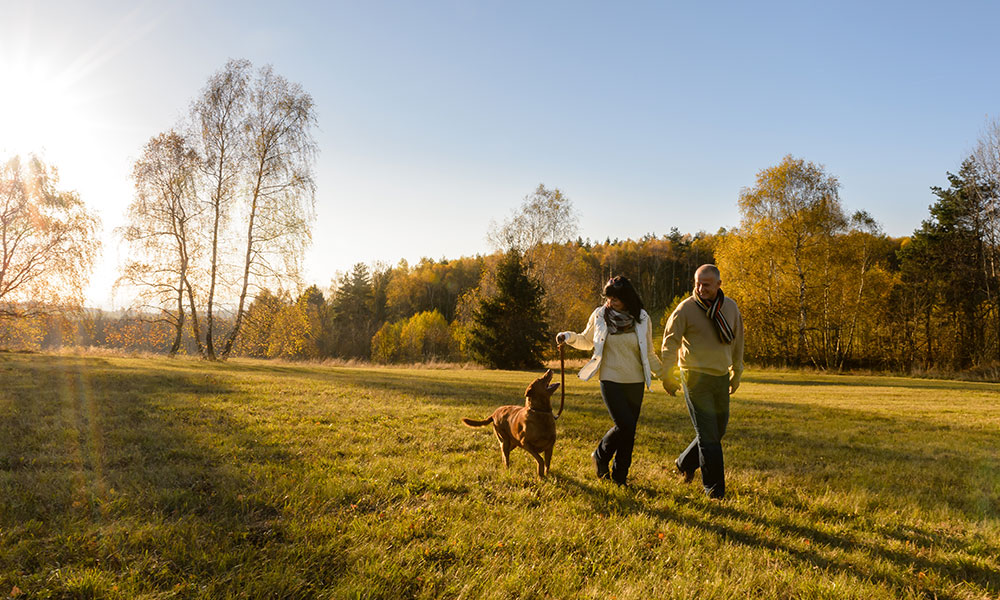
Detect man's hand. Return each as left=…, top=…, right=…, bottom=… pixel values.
left=661, top=376, right=679, bottom=396
left=729, top=375, right=740, bottom=395
left=556, top=333, right=567, bottom=344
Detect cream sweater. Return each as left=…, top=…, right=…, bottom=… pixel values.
left=558, top=306, right=662, bottom=390
left=661, top=296, right=744, bottom=381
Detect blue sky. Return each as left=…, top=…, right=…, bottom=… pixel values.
left=2, top=1, right=998, bottom=307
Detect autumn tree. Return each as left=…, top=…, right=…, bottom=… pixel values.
left=972, top=118, right=1000, bottom=359
left=266, top=288, right=322, bottom=359
left=117, top=131, right=204, bottom=356
left=717, top=156, right=890, bottom=368
left=371, top=309, right=453, bottom=363
left=120, top=59, right=318, bottom=360
left=487, top=184, right=580, bottom=335
left=0, top=155, right=100, bottom=320
left=220, top=65, right=317, bottom=359
left=191, top=59, right=250, bottom=360
left=232, top=288, right=284, bottom=357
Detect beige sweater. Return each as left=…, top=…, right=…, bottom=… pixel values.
left=558, top=306, right=662, bottom=390
left=661, top=296, right=744, bottom=381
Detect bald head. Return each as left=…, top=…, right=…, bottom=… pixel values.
left=694, top=264, right=721, bottom=301
left=696, top=264, right=721, bottom=280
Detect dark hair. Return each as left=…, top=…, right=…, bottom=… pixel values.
left=603, top=275, right=644, bottom=322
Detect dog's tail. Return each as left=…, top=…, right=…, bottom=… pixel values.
left=461, top=416, right=493, bottom=428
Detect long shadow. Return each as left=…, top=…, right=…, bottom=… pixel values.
left=216, top=361, right=1000, bottom=519
left=555, top=473, right=998, bottom=600
left=746, top=373, right=1000, bottom=392
left=0, top=354, right=345, bottom=592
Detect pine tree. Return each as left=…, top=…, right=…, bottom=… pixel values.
left=331, top=263, right=375, bottom=359
left=469, top=250, right=549, bottom=369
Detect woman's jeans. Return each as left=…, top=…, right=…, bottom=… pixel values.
left=676, top=369, right=730, bottom=498
left=596, top=381, right=645, bottom=484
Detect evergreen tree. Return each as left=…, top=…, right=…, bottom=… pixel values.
left=898, top=157, right=997, bottom=369
left=469, top=250, right=548, bottom=369
left=331, top=263, right=375, bottom=359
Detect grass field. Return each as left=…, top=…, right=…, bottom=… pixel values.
left=1, top=352, right=998, bottom=599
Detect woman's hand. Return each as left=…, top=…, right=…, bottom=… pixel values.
left=661, top=375, right=679, bottom=396
left=556, top=333, right=567, bottom=344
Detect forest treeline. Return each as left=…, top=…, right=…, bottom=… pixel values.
left=6, top=153, right=1000, bottom=378
left=3, top=58, right=1000, bottom=377
left=4, top=154, right=1000, bottom=376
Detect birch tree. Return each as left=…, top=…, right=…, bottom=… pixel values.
left=0, top=155, right=100, bottom=319
left=117, top=131, right=204, bottom=356
left=191, top=59, right=250, bottom=359
left=220, top=65, right=317, bottom=358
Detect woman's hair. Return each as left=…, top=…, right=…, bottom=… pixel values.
left=603, top=275, right=644, bottom=322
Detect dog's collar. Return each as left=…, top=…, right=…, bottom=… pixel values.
left=527, top=406, right=552, bottom=414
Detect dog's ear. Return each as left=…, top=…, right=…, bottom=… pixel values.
left=547, top=382, right=560, bottom=393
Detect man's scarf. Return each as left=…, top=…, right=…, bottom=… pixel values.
left=604, top=307, right=635, bottom=334
left=693, top=289, right=734, bottom=344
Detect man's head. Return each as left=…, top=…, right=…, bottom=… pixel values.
left=694, top=264, right=722, bottom=301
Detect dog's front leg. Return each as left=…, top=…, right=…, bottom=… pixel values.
left=543, top=447, right=553, bottom=476
left=526, top=448, right=547, bottom=479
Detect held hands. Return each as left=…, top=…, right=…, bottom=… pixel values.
left=661, top=375, right=679, bottom=396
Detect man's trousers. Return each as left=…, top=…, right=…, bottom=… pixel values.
left=676, top=369, right=730, bottom=499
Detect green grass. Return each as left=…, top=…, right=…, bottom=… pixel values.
left=1, top=352, right=998, bottom=599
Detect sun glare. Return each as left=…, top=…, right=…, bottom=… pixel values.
left=0, top=59, right=85, bottom=157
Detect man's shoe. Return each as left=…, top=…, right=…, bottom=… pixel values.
left=674, top=459, right=695, bottom=484
left=592, top=451, right=610, bottom=480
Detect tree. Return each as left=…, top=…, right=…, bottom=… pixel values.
left=729, top=155, right=846, bottom=365
left=972, top=119, right=1000, bottom=359
left=487, top=184, right=579, bottom=254
left=220, top=64, right=317, bottom=359
left=266, top=288, right=322, bottom=359
left=0, top=155, right=100, bottom=319
left=898, top=158, right=997, bottom=369
left=487, top=184, right=580, bottom=338
left=232, top=288, right=283, bottom=357
left=191, top=59, right=250, bottom=360
left=117, top=131, right=204, bottom=356
left=468, top=249, right=548, bottom=369
left=331, top=263, right=376, bottom=359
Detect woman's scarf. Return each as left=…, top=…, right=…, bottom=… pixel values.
left=693, top=289, right=734, bottom=344
left=604, top=306, right=635, bottom=334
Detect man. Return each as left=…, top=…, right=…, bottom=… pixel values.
left=661, top=264, right=744, bottom=499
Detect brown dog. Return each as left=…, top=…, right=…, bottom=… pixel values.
left=462, top=369, right=560, bottom=478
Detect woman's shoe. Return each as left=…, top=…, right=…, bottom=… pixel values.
left=674, top=458, right=695, bottom=483
left=591, top=451, right=610, bottom=479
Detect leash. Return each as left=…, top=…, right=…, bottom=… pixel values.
left=554, top=342, right=566, bottom=420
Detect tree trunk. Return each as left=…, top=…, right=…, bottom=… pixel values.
left=220, top=163, right=265, bottom=359
left=185, top=278, right=205, bottom=357
left=204, top=194, right=221, bottom=360
left=169, top=275, right=185, bottom=357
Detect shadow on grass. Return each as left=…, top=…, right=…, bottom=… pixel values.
left=746, top=373, right=1000, bottom=392
left=0, top=353, right=348, bottom=593
left=554, top=472, right=999, bottom=600
left=218, top=359, right=999, bottom=520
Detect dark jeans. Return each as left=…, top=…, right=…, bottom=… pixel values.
left=596, top=381, right=645, bottom=484
left=677, top=369, right=730, bottom=498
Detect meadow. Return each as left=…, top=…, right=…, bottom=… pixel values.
left=1, top=352, right=998, bottom=599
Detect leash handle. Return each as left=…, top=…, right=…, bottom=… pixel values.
left=555, top=342, right=566, bottom=420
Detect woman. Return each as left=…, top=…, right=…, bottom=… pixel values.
left=556, top=276, right=662, bottom=486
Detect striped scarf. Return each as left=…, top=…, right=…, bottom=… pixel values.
left=604, top=307, right=635, bottom=334
left=693, top=289, right=734, bottom=344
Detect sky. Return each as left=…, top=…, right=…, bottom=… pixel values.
left=2, top=0, right=999, bottom=309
